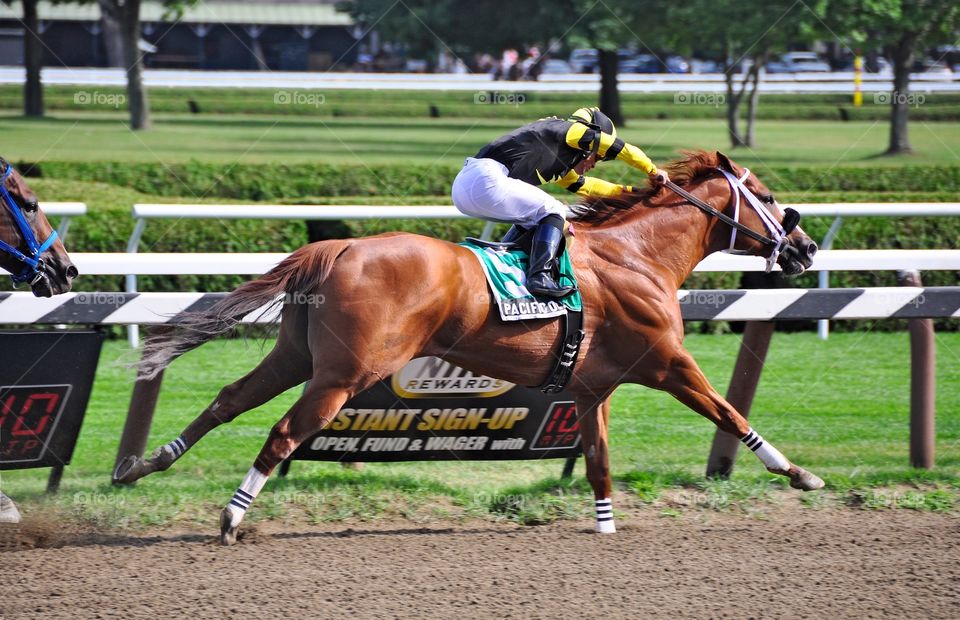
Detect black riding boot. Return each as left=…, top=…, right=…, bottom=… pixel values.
left=526, top=214, right=574, bottom=298
left=500, top=225, right=527, bottom=243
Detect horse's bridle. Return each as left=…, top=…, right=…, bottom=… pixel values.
left=0, top=163, right=59, bottom=285
left=664, top=168, right=800, bottom=273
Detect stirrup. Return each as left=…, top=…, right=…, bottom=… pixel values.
left=527, top=267, right=574, bottom=298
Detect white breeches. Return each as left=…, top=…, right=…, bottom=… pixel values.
left=451, top=157, right=568, bottom=228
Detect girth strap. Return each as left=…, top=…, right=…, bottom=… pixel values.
left=537, top=309, right=585, bottom=393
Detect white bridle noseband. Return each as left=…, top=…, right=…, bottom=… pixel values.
left=719, top=168, right=789, bottom=273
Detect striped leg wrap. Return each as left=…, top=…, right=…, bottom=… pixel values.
left=741, top=428, right=790, bottom=471
left=226, top=467, right=269, bottom=528
left=595, top=498, right=616, bottom=534
left=164, top=435, right=188, bottom=459
left=229, top=489, right=254, bottom=512
left=741, top=429, right=764, bottom=451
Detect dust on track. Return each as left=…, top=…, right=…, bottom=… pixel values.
left=1, top=505, right=958, bottom=619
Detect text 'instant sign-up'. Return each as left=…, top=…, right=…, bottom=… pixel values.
left=292, top=357, right=582, bottom=462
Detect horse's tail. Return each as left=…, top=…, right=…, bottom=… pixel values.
left=137, top=240, right=351, bottom=380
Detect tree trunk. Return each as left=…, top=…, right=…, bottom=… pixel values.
left=22, top=0, right=44, bottom=118
left=98, top=0, right=125, bottom=67
left=886, top=37, right=914, bottom=155
left=597, top=48, right=623, bottom=126
left=306, top=220, right=352, bottom=243
left=724, top=67, right=744, bottom=148
left=120, top=0, right=151, bottom=130
left=744, top=56, right=763, bottom=147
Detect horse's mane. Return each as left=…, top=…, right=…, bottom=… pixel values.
left=568, top=149, right=723, bottom=225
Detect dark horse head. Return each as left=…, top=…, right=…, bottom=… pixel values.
left=0, top=158, right=77, bottom=296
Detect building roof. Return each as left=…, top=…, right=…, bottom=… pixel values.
left=0, top=1, right=355, bottom=26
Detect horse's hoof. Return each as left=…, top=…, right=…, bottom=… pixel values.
left=113, top=455, right=144, bottom=484
left=790, top=467, right=825, bottom=491
left=219, top=508, right=239, bottom=546
left=0, top=493, right=21, bottom=524
left=149, top=445, right=176, bottom=471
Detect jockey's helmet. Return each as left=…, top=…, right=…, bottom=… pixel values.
left=568, top=107, right=616, bottom=156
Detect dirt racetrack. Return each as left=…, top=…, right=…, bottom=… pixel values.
left=2, top=504, right=958, bottom=619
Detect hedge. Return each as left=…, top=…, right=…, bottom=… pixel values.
left=19, top=160, right=960, bottom=201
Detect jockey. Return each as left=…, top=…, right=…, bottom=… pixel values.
left=452, top=107, right=669, bottom=297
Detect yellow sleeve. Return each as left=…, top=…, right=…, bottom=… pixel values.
left=567, top=122, right=659, bottom=176
left=554, top=169, right=633, bottom=198
left=612, top=141, right=658, bottom=175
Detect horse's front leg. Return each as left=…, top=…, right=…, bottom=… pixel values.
left=576, top=394, right=617, bottom=533
left=652, top=345, right=824, bottom=491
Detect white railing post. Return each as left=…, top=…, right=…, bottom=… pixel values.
left=480, top=221, right=496, bottom=241
left=125, top=217, right=148, bottom=347
left=817, top=216, right=844, bottom=340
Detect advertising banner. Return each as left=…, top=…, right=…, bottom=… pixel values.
left=292, top=356, right=582, bottom=463
left=0, top=331, right=104, bottom=470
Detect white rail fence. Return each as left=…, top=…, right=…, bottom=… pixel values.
left=123, top=202, right=960, bottom=343
left=41, top=202, right=87, bottom=239
left=2, top=67, right=958, bottom=94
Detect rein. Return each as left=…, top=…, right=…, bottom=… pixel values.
left=664, top=168, right=799, bottom=273
left=0, top=163, right=58, bottom=285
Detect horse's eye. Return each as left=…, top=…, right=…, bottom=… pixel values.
left=761, top=194, right=775, bottom=204
left=24, top=199, right=38, bottom=212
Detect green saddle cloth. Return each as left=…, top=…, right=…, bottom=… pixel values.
left=460, top=240, right=582, bottom=321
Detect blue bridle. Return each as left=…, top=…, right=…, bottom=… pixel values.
left=0, top=163, right=58, bottom=285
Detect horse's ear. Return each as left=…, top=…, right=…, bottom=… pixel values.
left=715, top=151, right=735, bottom=173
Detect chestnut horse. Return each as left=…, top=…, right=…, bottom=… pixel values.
left=114, top=151, right=823, bottom=544
left=0, top=158, right=77, bottom=524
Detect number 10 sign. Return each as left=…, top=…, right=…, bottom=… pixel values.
left=0, top=331, right=103, bottom=471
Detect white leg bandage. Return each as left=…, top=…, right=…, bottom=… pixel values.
left=226, top=467, right=269, bottom=527
left=0, top=492, right=22, bottom=524
left=741, top=428, right=790, bottom=471
left=162, top=435, right=188, bottom=460
left=595, top=498, right=616, bottom=534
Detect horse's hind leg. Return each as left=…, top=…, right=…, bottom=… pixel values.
left=114, top=305, right=312, bottom=484
left=219, top=382, right=351, bottom=545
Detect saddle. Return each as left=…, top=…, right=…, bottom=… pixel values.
left=463, top=229, right=585, bottom=394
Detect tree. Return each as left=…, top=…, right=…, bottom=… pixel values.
left=97, top=0, right=194, bottom=130
left=825, top=0, right=960, bottom=154
left=97, top=0, right=125, bottom=67
left=21, top=0, right=43, bottom=117
left=2, top=0, right=45, bottom=117
left=340, top=0, right=655, bottom=125
left=343, top=0, right=561, bottom=67
left=666, top=0, right=821, bottom=148
left=555, top=0, right=664, bottom=127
